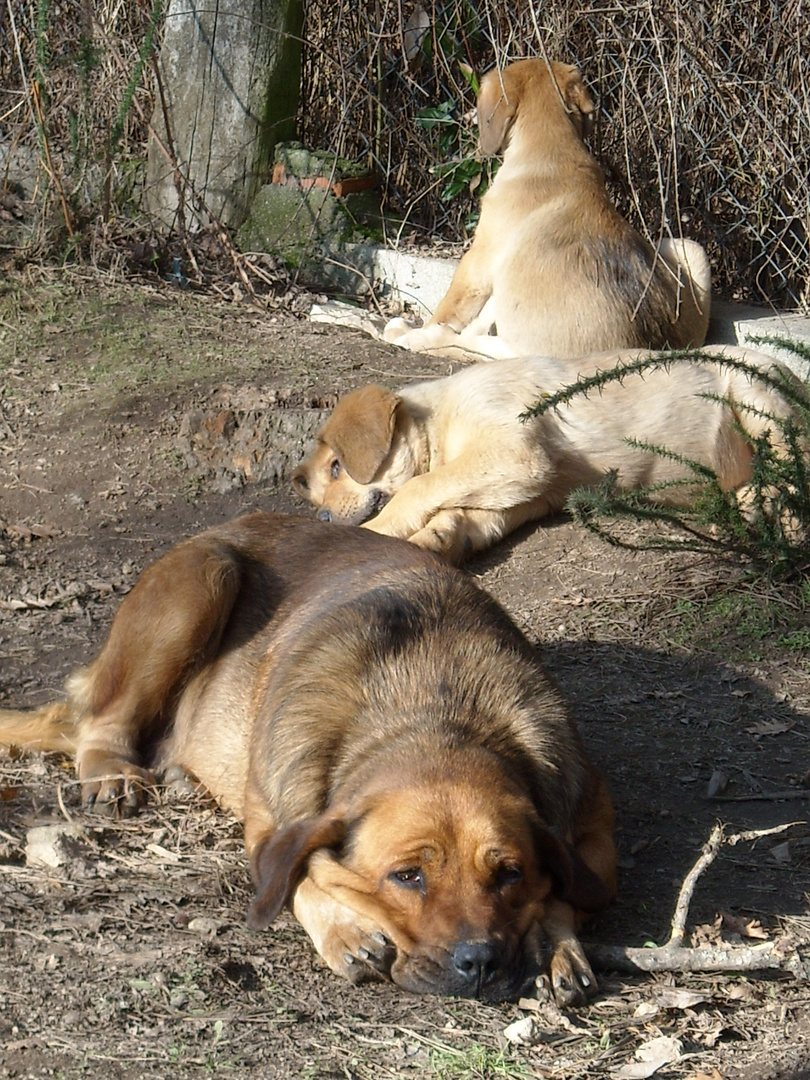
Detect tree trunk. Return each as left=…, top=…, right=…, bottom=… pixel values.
left=145, top=0, right=303, bottom=229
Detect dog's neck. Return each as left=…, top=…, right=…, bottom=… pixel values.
left=394, top=397, right=431, bottom=474
left=506, top=107, right=600, bottom=183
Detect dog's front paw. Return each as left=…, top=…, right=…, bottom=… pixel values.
left=78, top=749, right=155, bottom=817
left=329, top=927, right=397, bottom=984
left=292, top=871, right=399, bottom=984
left=382, top=316, right=421, bottom=344
left=548, top=938, right=597, bottom=1007
left=360, top=516, right=407, bottom=539
left=408, top=510, right=472, bottom=563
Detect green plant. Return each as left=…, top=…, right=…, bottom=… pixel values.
left=524, top=344, right=810, bottom=581
left=429, top=1042, right=533, bottom=1080
left=109, top=0, right=163, bottom=153
left=416, top=87, right=497, bottom=219
left=411, top=6, right=497, bottom=227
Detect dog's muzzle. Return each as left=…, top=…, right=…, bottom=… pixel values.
left=452, top=940, right=502, bottom=997
left=318, top=490, right=389, bottom=526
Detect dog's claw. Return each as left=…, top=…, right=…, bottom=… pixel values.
left=549, top=946, right=597, bottom=1007
left=338, top=929, right=397, bottom=984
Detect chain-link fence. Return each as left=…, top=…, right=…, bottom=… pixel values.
left=1, top=1, right=807, bottom=311
left=300, top=0, right=810, bottom=312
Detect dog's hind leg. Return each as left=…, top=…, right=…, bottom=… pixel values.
left=657, top=238, right=712, bottom=347
left=71, top=533, right=242, bottom=815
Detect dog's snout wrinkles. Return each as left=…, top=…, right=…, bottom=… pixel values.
left=453, top=941, right=500, bottom=989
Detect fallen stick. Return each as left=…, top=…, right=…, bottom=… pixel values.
left=710, top=790, right=810, bottom=803
left=587, top=822, right=807, bottom=978
left=587, top=937, right=802, bottom=976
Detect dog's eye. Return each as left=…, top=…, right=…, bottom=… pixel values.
left=330, top=459, right=341, bottom=479
left=389, top=867, right=424, bottom=890
left=496, top=865, right=523, bottom=889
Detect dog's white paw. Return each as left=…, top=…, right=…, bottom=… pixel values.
left=383, top=316, right=421, bottom=344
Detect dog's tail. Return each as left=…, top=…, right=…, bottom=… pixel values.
left=658, top=238, right=712, bottom=348
left=0, top=702, right=76, bottom=753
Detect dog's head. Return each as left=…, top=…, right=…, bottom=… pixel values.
left=292, top=385, right=415, bottom=526
left=247, top=761, right=611, bottom=1002
left=477, top=59, right=596, bottom=156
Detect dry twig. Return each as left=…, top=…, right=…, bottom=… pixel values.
left=588, top=822, right=807, bottom=977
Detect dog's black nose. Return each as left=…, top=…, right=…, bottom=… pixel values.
left=317, top=509, right=332, bottom=522
left=453, top=941, right=500, bottom=986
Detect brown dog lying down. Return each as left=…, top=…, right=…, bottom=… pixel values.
left=292, top=345, right=800, bottom=563
left=0, top=513, right=616, bottom=1005
left=384, top=59, right=711, bottom=361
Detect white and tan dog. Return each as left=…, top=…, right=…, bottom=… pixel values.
left=384, top=59, right=711, bottom=361
left=292, top=346, right=800, bottom=563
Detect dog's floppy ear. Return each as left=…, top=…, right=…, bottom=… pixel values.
left=534, top=825, right=613, bottom=913
left=477, top=68, right=518, bottom=156
left=247, top=814, right=347, bottom=930
left=555, top=63, right=596, bottom=139
left=320, top=385, right=400, bottom=485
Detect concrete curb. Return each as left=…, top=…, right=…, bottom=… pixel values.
left=328, top=243, right=810, bottom=378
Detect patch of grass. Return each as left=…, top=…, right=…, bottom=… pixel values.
left=663, top=583, right=810, bottom=664
left=0, top=275, right=271, bottom=411
left=429, top=1042, right=534, bottom=1080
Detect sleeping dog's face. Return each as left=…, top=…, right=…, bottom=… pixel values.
left=292, top=386, right=415, bottom=525
left=247, top=761, right=609, bottom=1003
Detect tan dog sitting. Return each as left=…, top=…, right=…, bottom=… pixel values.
left=384, top=59, right=711, bottom=360
left=292, top=346, right=800, bottom=563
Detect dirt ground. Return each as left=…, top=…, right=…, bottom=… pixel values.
left=1, top=269, right=809, bottom=1080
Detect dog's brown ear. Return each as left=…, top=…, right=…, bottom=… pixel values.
left=534, top=826, right=613, bottom=914
left=555, top=63, right=596, bottom=138
left=477, top=68, right=517, bottom=156
left=247, top=815, right=347, bottom=930
left=320, top=385, right=400, bottom=485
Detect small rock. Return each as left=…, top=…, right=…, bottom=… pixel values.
left=503, top=1016, right=535, bottom=1044
left=25, top=823, right=87, bottom=868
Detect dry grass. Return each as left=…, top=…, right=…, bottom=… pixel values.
left=300, top=0, right=810, bottom=311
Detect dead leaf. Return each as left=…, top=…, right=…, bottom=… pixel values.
left=653, top=986, right=709, bottom=1009
left=632, top=1001, right=659, bottom=1020
left=503, top=1016, right=534, bottom=1044
left=706, top=769, right=729, bottom=798
left=691, top=914, right=723, bottom=946
left=146, top=842, right=181, bottom=863
left=721, top=910, right=769, bottom=940
left=187, top=916, right=223, bottom=937
left=770, top=840, right=792, bottom=865
left=612, top=1035, right=683, bottom=1079
left=745, top=718, right=795, bottom=737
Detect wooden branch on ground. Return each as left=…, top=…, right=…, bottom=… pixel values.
left=587, top=822, right=807, bottom=978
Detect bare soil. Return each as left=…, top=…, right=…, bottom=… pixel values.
left=1, top=270, right=809, bottom=1080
